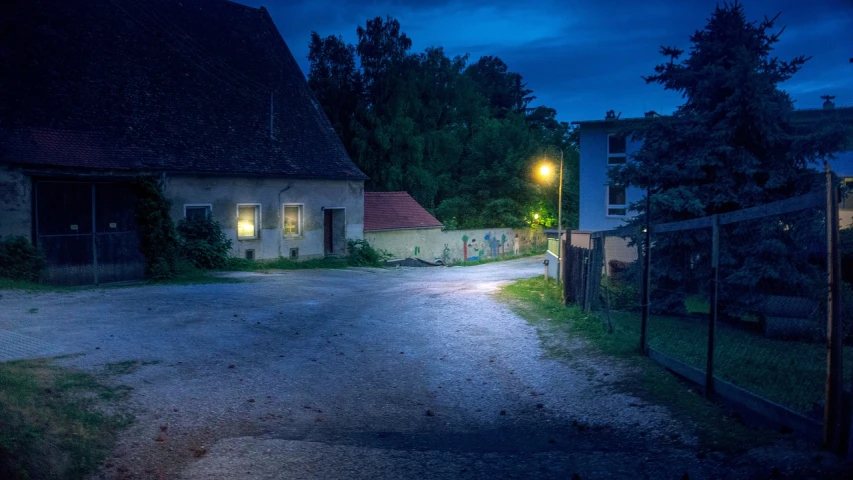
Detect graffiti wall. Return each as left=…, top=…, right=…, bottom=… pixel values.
left=364, top=227, right=547, bottom=264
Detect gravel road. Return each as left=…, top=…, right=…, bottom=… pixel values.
left=0, top=257, right=846, bottom=479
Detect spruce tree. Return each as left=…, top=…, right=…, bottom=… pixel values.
left=611, top=2, right=850, bottom=315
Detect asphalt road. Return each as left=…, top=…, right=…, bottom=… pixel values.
left=0, top=257, right=844, bottom=479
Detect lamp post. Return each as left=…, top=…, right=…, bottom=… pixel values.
left=538, top=147, right=564, bottom=283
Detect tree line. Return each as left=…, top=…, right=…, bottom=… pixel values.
left=307, top=16, right=578, bottom=230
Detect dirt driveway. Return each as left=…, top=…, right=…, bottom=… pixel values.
left=0, top=258, right=845, bottom=479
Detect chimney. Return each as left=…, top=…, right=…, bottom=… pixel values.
left=644, top=110, right=660, bottom=119
left=822, top=95, right=836, bottom=109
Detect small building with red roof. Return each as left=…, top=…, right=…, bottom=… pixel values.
left=364, top=192, right=444, bottom=233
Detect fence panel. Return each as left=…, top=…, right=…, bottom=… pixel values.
left=646, top=224, right=714, bottom=375
left=591, top=185, right=846, bottom=449
left=716, top=200, right=830, bottom=418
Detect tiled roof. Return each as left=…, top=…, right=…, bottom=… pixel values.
left=0, top=0, right=367, bottom=180
left=364, top=192, right=444, bottom=232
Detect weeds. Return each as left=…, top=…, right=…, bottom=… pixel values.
left=498, top=277, right=775, bottom=453
left=225, top=256, right=348, bottom=271
left=0, top=359, right=132, bottom=479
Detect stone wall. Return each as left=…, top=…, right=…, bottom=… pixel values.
left=364, top=227, right=546, bottom=264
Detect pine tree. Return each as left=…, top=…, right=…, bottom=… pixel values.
left=611, top=2, right=850, bottom=315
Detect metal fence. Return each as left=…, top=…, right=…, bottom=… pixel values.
left=563, top=170, right=852, bottom=453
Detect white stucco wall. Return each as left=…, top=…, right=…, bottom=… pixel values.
left=164, top=174, right=364, bottom=260
left=364, top=227, right=546, bottom=264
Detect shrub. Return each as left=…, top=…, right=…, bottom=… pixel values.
left=606, top=260, right=641, bottom=312
left=346, top=239, right=389, bottom=267
left=0, top=236, right=46, bottom=282
left=133, top=176, right=178, bottom=280
left=176, top=216, right=232, bottom=270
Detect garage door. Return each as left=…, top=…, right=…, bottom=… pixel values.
left=35, top=180, right=146, bottom=285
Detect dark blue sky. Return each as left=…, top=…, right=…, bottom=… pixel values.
left=242, top=0, right=853, bottom=123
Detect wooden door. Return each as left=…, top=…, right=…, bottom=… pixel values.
left=324, top=209, right=333, bottom=254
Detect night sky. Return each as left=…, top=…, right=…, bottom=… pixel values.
left=241, top=0, right=853, bottom=123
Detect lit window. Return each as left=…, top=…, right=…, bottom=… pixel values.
left=607, top=134, right=627, bottom=165
left=237, top=204, right=260, bottom=239
left=185, top=205, right=211, bottom=222
left=283, top=204, right=302, bottom=236
left=607, top=185, right=627, bottom=216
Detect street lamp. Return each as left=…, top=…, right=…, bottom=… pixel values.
left=537, top=147, right=564, bottom=283
left=536, top=147, right=564, bottom=238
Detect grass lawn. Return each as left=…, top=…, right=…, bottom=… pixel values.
left=450, top=246, right=547, bottom=267
left=224, top=256, right=348, bottom=272
left=0, top=359, right=132, bottom=479
left=498, top=277, right=778, bottom=453
left=608, top=310, right=850, bottom=415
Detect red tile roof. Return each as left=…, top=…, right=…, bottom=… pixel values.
left=364, top=192, right=444, bottom=232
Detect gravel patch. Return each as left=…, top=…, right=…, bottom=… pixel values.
left=0, top=257, right=846, bottom=479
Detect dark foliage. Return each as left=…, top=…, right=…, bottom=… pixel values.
left=0, top=236, right=46, bottom=282
left=308, top=16, right=579, bottom=229
left=132, top=176, right=178, bottom=280
left=176, top=216, right=233, bottom=270
left=346, top=238, right=389, bottom=267
left=609, top=3, right=849, bottom=315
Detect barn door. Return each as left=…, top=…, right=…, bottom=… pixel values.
left=35, top=180, right=144, bottom=285
left=35, top=181, right=94, bottom=285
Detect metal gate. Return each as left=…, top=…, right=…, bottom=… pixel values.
left=35, top=180, right=145, bottom=285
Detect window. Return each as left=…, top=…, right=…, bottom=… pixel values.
left=607, top=134, right=627, bottom=165
left=283, top=204, right=303, bottom=236
left=607, top=185, right=627, bottom=217
left=237, top=204, right=260, bottom=239
left=184, top=204, right=212, bottom=222
left=842, top=178, right=853, bottom=210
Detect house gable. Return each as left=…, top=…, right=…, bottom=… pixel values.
left=0, top=0, right=366, bottom=180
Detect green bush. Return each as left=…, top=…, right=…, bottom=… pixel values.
left=133, top=176, right=179, bottom=280
left=0, top=236, right=46, bottom=282
left=346, top=239, right=389, bottom=267
left=606, top=260, right=641, bottom=312
left=176, top=216, right=232, bottom=270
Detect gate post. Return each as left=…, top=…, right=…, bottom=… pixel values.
left=826, top=165, right=844, bottom=453
left=706, top=214, right=719, bottom=397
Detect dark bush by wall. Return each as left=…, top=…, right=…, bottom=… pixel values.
left=133, top=176, right=179, bottom=280
left=0, top=236, right=47, bottom=282
left=176, top=216, right=232, bottom=270
left=346, top=239, right=389, bottom=267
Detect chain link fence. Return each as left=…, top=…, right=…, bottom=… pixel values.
left=564, top=173, right=853, bottom=452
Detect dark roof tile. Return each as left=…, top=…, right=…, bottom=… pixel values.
left=0, top=0, right=367, bottom=180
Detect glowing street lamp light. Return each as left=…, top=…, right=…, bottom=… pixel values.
left=537, top=147, right=564, bottom=283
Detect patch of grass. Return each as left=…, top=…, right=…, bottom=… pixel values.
left=451, top=246, right=547, bottom=267
left=626, top=310, right=850, bottom=414
left=224, top=256, right=348, bottom=272
left=0, top=359, right=132, bottom=479
left=498, top=277, right=776, bottom=453
left=685, top=296, right=709, bottom=314
left=0, top=278, right=79, bottom=293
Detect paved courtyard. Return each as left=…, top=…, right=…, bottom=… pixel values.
left=0, top=258, right=845, bottom=479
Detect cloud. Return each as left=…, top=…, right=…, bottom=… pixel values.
left=243, top=0, right=853, bottom=121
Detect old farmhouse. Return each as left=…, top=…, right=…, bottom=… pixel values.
left=0, top=0, right=367, bottom=285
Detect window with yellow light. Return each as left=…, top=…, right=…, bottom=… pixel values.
left=237, top=204, right=260, bottom=239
